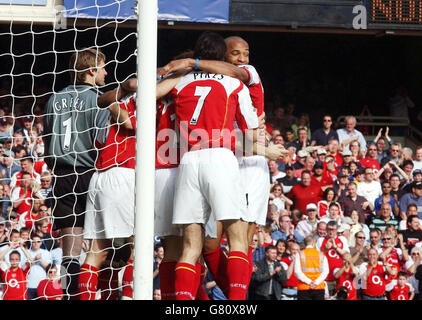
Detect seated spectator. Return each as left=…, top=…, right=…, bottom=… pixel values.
left=348, top=141, right=364, bottom=162
left=369, top=203, right=399, bottom=231
left=294, top=156, right=315, bottom=179
left=284, top=128, right=295, bottom=144
left=314, top=221, right=327, bottom=242
left=36, top=263, right=63, bottom=300
left=10, top=157, right=41, bottom=189
left=291, top=149, right=308, bottom=170
left=390, top=173, right=406, bottom=200
left=275, top=239, right=287, bottom=261
left=316, top=148, right=327, bottom=163
left=10, top=172, right=43, bottom=219
left=389, top=271, right=415, bottom=300
left=272, top=215, right=304, bottom=244
left=310, top=114, right=338, bottom=147
left=291, top=113, right=311, bottom=140
left=413, top=146, right=422, bottom=173
left=337, top=115, right=367, bottom=152
left=258, top=224, right=277, bottom=247
left=296, top=203, right=319, bottom=238
left=333, top=172, right=349, bottom=200
left=39, top=171, right=52, bottom=200
left=0, top=229, right=29, bottom=267
left=320, top=203, right=343, bottom=227
left=327, top=138, right=343, bottom=168
left=266, top=204, right=280, bottom=232
left=27, top=234, right=52, bottom=300
left=0, top=150, right=21, bottom=186
left=0, top=118, right=11, bottom=143
left=287, top=170, right=323, bottom=215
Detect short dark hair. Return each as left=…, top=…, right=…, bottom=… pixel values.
left=327, top=221, right=337, bottom=229
left=408, top=214, right=419, bottom=224
left=9, top=250, right=21, bottom=259
left=265, top=245, right=276, bottom=253
left=193, top=32, right=226, bottom=61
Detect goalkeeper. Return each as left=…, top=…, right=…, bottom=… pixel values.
left=43, top=48, right=135, bottom=300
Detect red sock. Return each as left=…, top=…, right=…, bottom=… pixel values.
left=121, top=259, right=133, bottom=299
left=159, top=261, right=177, bottom=300
left=203, top=247, right=229, bottom=296
left=78, top=264, right=99, bottom=300
left=98, top=267, right=120, bottom=300
left=226, top=251, right=250, bottom=300
left=174, top=262, right=197, bottom=300
left=196, top=264, right=210, bottom=300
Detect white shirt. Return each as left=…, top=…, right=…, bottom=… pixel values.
left=357, top=180, right=382, bottom=205
left=296, top=219, right=318, bottom=238
left=336, top=128, right=367, bottom=152
left=271, top=171, right=286, bottom=183
left=294, top=248, right=329, bottom=286
left=0, top=245, right=28, bottom=268
left=272, top=197, right=286, bottom=212
left=316, top=235, right=350, bottom=254
left=27, top=248, right=51, bottom=289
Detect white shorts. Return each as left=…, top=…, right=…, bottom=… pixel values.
left=173, top=148, right=244, bottom=226
left=205, top=155, right=269, bottom=238
left=238, top=155, right=270, bottom=226
left=154, top=167, right=182, bottom=237
left=84, top=167, right=134, bottom=239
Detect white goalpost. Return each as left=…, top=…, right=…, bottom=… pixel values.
left=133, top=0, right=158, bottom=300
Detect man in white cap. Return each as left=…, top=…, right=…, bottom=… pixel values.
left=296, top=203, right=319, bottom=238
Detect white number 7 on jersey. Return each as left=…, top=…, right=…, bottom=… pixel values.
left=190, top=86, right=211, bottom=125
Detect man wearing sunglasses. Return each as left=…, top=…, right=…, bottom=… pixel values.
left=310, top=115, right=339, bottom=148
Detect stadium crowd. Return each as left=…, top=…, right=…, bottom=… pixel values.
left=0, top=34, right=421, bottom=301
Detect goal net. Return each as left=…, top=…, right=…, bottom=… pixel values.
left=0, top=0, right=145, bottom=300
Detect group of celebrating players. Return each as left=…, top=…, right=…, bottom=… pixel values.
left=43, top=31, right=281, bottom=300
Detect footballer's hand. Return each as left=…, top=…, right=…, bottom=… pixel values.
left=158, top=58, right=193, bottom=77
left=265, top=144, right=287, bottom=161
left=258, top=112, right=266, bottom=129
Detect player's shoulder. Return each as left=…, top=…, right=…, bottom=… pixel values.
left=177, top=70, right=243, bottom=91
left=239, top=64, right=261, bottom=84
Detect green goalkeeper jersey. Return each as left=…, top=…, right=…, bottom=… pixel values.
left=43, top=84, right=110, bottom=169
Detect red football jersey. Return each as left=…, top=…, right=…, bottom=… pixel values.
left=0, top=264, right=30, bottom=300
left=335, top=267, right=357, bottom=300
left=319, top=237, right=345, bottom=281
left=362, top=262, right=386, bottom=297
left=121, top=260, right=133, bottom=299
left=360, top=157, right=380, bottom=173
left=239, top=65, right=264, bottom=116
left=14, top=187, right=32, bottom=217
left=287, top=184, right=323, bottom=214
left=280, top=256, right=298, bottom=288
left=95, top=95, right=136, bottom=170
left=156, top=97, right=179, bottom=169
left=36, top=279, right=63, bottom=300
left=171, top=71, right=258, bottom=153
left=33, top=161, right=47, bottom=175
left=390, top=283, right=412, bottom=300
left=11, top=171, right=41, bottom=189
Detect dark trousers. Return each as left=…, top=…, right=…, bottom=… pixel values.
left=255, top=293, right=277, bottom=300
left=297, top=289, right=325, bottom=300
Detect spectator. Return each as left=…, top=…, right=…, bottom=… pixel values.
left=390, top=173, right=406, bottom=200
left=269, top=184, right=292, bottom=213
left=10, top=172, right=36, bottom=218
left=266, top=204, right=280, bottom=232
left=10, top=157, right=41, bottom=189
left=360, top=143, right=381, bottom=173
left=374, top=180, right=399, bottom=218
left=333, top=252, right=359, bottom=300
left=39, top=171, right=52, bottom=200
left=310, top=114, right=339, bottom=147
left=275, top=239, right=287, bottom=261
left=0, top=150, right=20, bottom=186
left=0, top=118, right=11, bottom=143
left=251, top=245, right=287, bottom=300
left=357, top=167, right=382, bottom=207
left=350, top=231, right=369, bottom=266
left=296, top=203, right=319, bottom=238
left=271, top=215, right=304, bottom=244
left=316, top=148, right=327, bottom=163
left=400, top=215, right=422, bottom=251
left=291, top=113, right=311, bottom=140
left=36, top=263, right=63, bottom=300
left=291, top=149, right=308, bottom=170
left=294, top=236, right=329, bottom=300
left=276, top=165, right=299, bottom=194
left=333, top=172, right=349, bottom=200
left=320, top=203, right=342, bottom=227
left=359, top=247, right=394, bottom=300
left=280, top=241, right=300, bottom=300
left=327, top=138, right=343, bottom=167
left=288, top=170, right=323, bottom=215
left=268, top=159, right=285, bottom=183
left=314, top=221, right=327, bottom=242
left=27, top=234, right=52, bottom=299
left=348, top=141, right=364, bottom=162
left=399, top=181, right=422, bottom=219
left=380, top=143, right=401, bottom=167
left=317, top=221, right=350, bottom=296
left=0, top=217, right=7, bottom=245
left=258, top=224, right=277, bottom=247
left=337, top=115, right=367, bottom=152
left=318, top=187, right=338, bottom=218
left=289, top=126, right=310, bottom=152
left=339, top=182, right=372, bottom=223
left=284, top=128, right=295, bottom=144
left=0, top=246, right=33, bottom=300
left=413, top=146, right=422, bottom=173
left=0, top=229, right=29, bottom=267
left=389, top=271, right=415, bottom=300
left=369, top=203, right=399, bottom=231
left=372, top=127, right=393, bottom=163
left=311, top=161, right=333, bottom=191
left=294, top=156, right=315, bottom=179
left=349, top=210, right=370, bottom=247
left=251, top=233, right=265, bottom=268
